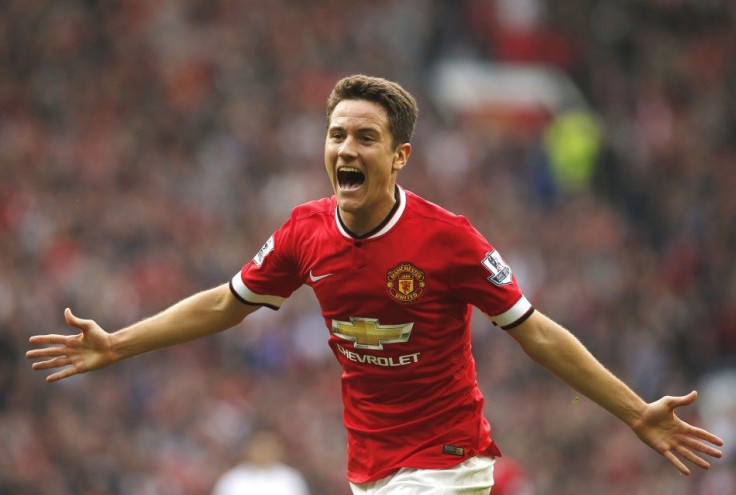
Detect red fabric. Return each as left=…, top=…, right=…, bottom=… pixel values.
left=234, top=187, right=530, bottom=483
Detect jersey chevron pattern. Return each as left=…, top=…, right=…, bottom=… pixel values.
left=230, top=186, right=533, bottom=483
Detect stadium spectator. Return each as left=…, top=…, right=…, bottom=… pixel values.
left=3, top=1, right=735, bottom=493
left=211, top=430, right=310, bottom=495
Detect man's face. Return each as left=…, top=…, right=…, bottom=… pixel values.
left=325, top=99, right=410, bottom=231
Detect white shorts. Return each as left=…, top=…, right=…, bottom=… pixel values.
left=349, top=456, right=495, bottom=495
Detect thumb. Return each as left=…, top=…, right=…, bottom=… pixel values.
left=64, top=307, right=92, bottom=331
left=668, top=390, right=698, bottom=410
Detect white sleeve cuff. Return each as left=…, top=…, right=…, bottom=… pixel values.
left=491, top=296, right=533, bottom=329
left=230, top=273, right=286, bottom=309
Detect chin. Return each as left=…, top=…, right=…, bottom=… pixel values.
left=336, top=193, right=364, bottom=213
left=336, top=197, right=358, bottom=212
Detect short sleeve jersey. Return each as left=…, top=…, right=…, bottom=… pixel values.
left=230, top=186, right=534, bottom=484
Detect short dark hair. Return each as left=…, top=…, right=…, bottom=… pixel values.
left=326, top=75, right=419, bottom=149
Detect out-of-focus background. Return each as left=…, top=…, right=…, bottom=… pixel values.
left=2, top=1, right=735, bottom=494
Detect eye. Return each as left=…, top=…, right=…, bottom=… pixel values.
left=357, top=132, right=379, bottom=143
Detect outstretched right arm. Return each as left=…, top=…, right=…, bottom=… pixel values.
left=26, top=283, right=258, bottom=382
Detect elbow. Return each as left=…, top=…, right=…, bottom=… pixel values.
left=213, top=284, right=250, bottom=328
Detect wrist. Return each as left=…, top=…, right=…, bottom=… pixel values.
left=623, top=400, right=648, bottom=430
left=106, top=329, right=126, bottom=364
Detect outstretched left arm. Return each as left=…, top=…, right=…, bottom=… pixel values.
left=505, top=310, right=724, bottom=475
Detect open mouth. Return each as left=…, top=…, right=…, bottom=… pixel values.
left=337, top=167, right=365, bottom=190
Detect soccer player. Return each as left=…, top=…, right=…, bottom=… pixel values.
left=27, top=75, right=723, bottom=494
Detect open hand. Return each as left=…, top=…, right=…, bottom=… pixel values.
left=26, top=308, right=117, bottom=382
left=631, top=391, right=724, bottom=475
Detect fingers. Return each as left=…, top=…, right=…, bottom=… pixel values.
left=26, top=345, right=71, bottom=359
left=30, top=356, right=73, bottom=371
left=27, top=314, right=79, bottom=379
left=645, top=390, right=725, bottom=475
left=27, top=308, right=102, bottom=383
left=658, top=424, right=724, bottom=475
left=663, top=440, right=717, bottom=476
left=26, top=342, right=76, bottom=375
left=663, top=450, right=690, bottom=476
left=27, top=307, right=89, bottom=352
left=26, top=345, right=79, bottom=382
left=675, top=444, right=711, bottom=471
left=46, top=366, right=81, bottom=383
left=679, top=431, right=724, bottom=458
left=27, top=333, right=81, bottom=360
left=684, top=424, right=725, bottom=448
left=28, top=334, right=76, bottom=346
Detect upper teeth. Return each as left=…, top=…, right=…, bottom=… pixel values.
left=339, top=167, right=361, bottom=173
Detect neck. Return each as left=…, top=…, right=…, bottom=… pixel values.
left=338, top=186, right=400, bottom=238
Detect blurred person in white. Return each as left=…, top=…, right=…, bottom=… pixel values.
left=27, top=75, right=723, bottom=494
left=211, top=430, right=309, bottom=495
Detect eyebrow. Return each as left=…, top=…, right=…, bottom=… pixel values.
left=327, top=123, right=382, bottom=135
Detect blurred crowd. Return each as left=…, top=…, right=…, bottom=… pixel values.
left=1, top=0, right=735, bottom=494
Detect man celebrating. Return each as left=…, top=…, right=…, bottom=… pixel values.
left=27, top=75, right=723, bottom=494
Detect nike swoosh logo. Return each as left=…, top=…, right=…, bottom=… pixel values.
left=309, top=270, right=333, bottom=282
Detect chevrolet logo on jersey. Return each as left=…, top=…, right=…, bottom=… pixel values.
left=332, top=317, right=414, bottom=350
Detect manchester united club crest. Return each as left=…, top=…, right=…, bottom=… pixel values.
left=386, top=263, right=426, bottom=303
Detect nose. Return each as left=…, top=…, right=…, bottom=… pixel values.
left=338, top=136, right=358, bottom=158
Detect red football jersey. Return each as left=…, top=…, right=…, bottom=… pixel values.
left=230, top=186, right=533, bottom=483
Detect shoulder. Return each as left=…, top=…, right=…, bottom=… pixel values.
left=402, top=188, right=492, bottom=257
left=270, top=197, right=334, bottom=251
left=403, top=188, right=474, bottom=230
left=289, top=196, right=334, bottom=221
left=272, top=197, right=335, bottom=251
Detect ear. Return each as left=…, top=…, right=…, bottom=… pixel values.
left=392, top=143, right=412, bottom=172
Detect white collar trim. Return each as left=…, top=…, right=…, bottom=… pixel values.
left=335, top=186, right=406, bottom=240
